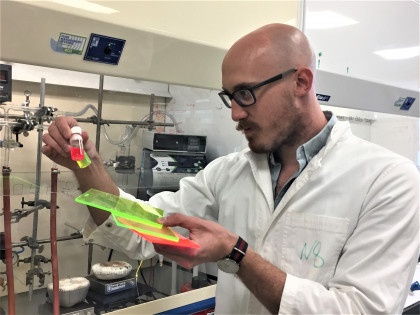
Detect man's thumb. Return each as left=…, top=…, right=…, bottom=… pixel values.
left=157, top=213, right=186, bottom=227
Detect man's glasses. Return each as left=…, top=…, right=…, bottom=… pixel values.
left=218, top=68, right=297, bottom=108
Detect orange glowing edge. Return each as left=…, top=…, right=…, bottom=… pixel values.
left=132, top=229, right=200, bottom=248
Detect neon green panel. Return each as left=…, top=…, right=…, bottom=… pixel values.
left=75, top=188, right=164, bottom=228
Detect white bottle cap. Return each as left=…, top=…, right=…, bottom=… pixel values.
left=71, top=126, right=82, bottom=135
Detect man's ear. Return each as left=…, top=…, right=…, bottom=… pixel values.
left=295, top=67, right=313, bottom=96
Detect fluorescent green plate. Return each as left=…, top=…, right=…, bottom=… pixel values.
left=75, top=188, right=164, bottom=228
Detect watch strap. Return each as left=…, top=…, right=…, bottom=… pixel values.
left=229, top=236, right=248, bottom=265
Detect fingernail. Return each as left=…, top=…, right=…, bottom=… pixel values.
left=157, top=217, right=165, bottom=224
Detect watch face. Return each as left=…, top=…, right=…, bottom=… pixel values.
left=217, top=258, right=240, bottom=274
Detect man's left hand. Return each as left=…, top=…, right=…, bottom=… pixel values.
left=153, top=213, right=237, bottom=269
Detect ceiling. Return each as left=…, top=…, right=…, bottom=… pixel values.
left=304, top=0, right=419, bottom=91
left=9, top=0, right=299, bottom=49
left=5, top=0, right=420, bottom=91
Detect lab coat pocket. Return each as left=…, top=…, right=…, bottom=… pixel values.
left=281, top=212, right=349, bottom=286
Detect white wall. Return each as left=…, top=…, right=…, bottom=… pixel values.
left=321, top=104, right=420, bottom=169
left=370, top=113, right=419, bottom=167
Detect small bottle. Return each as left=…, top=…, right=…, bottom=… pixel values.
left=70, top=126, right=84, bottom=161
left=70, top=126, right=91, bottom=168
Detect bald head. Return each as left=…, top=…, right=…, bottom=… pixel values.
left=222, top=23, right=316, bottom=81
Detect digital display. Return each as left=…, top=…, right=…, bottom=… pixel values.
left=0, top=64, right=11, bottom=103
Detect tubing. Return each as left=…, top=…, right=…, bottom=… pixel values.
left=141, top=110, right=181, bottom=133
left=102, top=110, right=180, bottom=146
left=50, top=168, right=59, bottom=315
left=63, top=104, right=98, bottom=118
left=3, top=166, right=15, bottom=314
left=102, top=124, right=138, bottom=145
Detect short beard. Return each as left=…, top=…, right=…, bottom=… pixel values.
left=236, top=123, right=264, bottom=153
left=237, top=107, right=304, bottom=154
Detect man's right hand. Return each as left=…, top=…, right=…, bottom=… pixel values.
left=42, top=116, right=118, bottom=226
left=41, top=116, right=97, bottom=170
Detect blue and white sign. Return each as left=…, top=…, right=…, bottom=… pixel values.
left=394, top=97, right=416, bottom=111
left=84, top=33, right=126, bottom=65
left=316, top=94, right=331, bottom=102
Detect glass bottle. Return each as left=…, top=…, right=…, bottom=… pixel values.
left=70, top=126, right=84, bottom=161
left=70, top=126, right=91, bottom=168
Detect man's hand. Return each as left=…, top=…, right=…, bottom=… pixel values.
left=42, top=116, right=119, bottom=225
left=153, top=213, right=238, bottom=269
left=41, top=116, right=96, bottom=170
left=155, top=213, right=285, bottom=313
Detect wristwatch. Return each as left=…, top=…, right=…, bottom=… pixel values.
left=217, top=236, right=248, bottom=274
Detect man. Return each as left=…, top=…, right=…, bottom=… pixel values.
left=42, top=24, right=419, bottom=314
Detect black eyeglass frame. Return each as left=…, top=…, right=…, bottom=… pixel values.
left=218, top=68, right=298, bottom=108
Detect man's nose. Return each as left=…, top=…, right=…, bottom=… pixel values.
left=231, top=100, right=248, bottom=122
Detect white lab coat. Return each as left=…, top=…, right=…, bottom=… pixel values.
left=84, top=121, right=419, bottom=314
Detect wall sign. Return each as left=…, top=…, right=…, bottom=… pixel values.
left=50, top=33, right=86, bottom=55
left=83, top=33, right=126, bottom=65
left=316, top=94, right=331, bottom=102
left=394, top=97, right=416, bottom=111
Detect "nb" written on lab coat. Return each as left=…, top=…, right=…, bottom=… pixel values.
left=300, top=240, right=325, bottom=268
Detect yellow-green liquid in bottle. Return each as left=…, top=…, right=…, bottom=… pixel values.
left=76, top=154, right=91, bottom=168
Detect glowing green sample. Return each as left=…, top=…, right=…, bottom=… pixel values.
left=75, top=188, right=164, bottom=228
left=114, top=215, right=178, bottom=242
left=77, top=154, right=91, bottom=168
